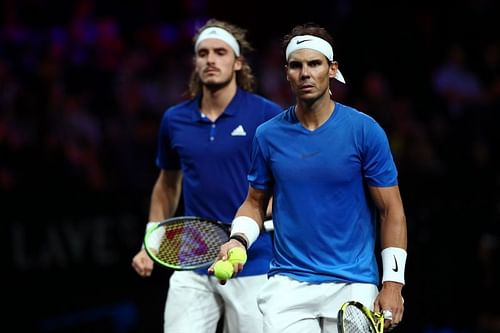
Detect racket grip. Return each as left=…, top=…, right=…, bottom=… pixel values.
left=263, top=219, right=274, bottom=232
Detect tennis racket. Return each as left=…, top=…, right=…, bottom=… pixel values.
left=143, top=216, right=274, bottom=270
left=338, top=301, right=385, bottom=333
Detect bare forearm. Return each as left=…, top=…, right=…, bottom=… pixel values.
left=149, top=170, right=182, bottom=221
left=379, top=209, right=407, bottom=250
left=369, top=185, right=407, bottom=249
left=235, top=201, right=265, bottom=231
left=229, top=187, right=272, bottom=249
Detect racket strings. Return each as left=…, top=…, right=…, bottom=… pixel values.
left=342, top=305, right=375, bottom=333
left=155, top=219, right=228, bottom=268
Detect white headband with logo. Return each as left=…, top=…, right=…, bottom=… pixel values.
left=195, top=27, right=240, bottom=56
left=285, top=35, right=345, bottom=83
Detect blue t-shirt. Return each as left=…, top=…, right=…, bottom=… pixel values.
left=248, top=102, right=398, bottom=283
left=156, top=88, right=282, bottom=276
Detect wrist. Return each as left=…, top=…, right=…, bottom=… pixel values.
left=381, top=247, right=407, bottom=285
left=141, top=221, right=160, bottom=250
left=382, top=280, right=404, bottom=289
left=229, top=234, right=249, bottom=249
left=230, top=216, right=260, bottom=249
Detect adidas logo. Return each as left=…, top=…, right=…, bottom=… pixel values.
left=231, top=125, right=247, bottom=136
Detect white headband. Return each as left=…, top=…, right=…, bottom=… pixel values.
left=285, top=35, right=345, bottom=83
left=195, top=27, right=240, bottom=56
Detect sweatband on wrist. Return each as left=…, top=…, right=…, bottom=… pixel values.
left=141, top=222, right=160, bottom=250
left=230, top=216, right=260, bottom=249
left=381, top=247, right=407, bottom=285
left=229, top=234, right=248, bottom=249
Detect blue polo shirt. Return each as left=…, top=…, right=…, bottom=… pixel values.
left=156, top=88, right=282, bottom=276
left=248, top=102, right=398, bottom=283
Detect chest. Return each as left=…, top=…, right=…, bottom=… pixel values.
left=269, top=129, right=362, bottom=185
left=170, top=116, right=256, bottom=160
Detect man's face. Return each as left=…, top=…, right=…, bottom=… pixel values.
left=195, top=39, right=242, bottom=89
left=286, top=49, right=336, bottom=101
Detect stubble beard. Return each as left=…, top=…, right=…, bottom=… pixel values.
left=202, top=72, right=234, bottom=92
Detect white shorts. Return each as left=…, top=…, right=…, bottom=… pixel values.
left=257, top=274, right=379, bottom=333
left=164, top=270, right=267, bottom=333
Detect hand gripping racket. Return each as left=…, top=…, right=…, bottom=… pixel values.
left=338, top=301, right=385, bottom=333
left=143, top=216, right=274, bottom=270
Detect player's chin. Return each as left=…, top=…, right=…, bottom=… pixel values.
left=201, top=76, right=218, bottom=84
left=202, top=79, right=228, bottom=90
left=297, top=91, right=320, bottom=101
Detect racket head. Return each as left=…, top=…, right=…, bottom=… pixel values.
left=338, top=301, right=384, bottom=333
left=143, top=216, right=230, bottom=270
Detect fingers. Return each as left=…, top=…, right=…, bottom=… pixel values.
left=131, top=250, right=154, bottom=277
left=209, top=241, right=247, bottom=285
left=382, top=309, right=393, bottom=321
left=374, top=287, right=404, bottom=329
left=382, top=302, right=404, bottom=329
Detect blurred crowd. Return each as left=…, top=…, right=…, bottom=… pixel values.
left=1, top=0, right=499, bottom=332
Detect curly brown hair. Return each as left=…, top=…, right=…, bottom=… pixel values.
left=188, top=19, right=256, bottom=97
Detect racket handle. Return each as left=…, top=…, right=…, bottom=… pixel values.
left=263, top=219, right=274, bottom=232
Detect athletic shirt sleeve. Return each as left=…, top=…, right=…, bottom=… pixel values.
left=361, top=116, right=398, bottom=187
left=247, top=132, right=273, bottom=190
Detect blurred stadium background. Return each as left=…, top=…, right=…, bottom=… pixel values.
left=1, top=0, right=499, bottom=332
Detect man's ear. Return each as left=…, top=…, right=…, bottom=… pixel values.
left=329, top=61, right=338, bottom=79
left=234, top=57, right=243, bottom=71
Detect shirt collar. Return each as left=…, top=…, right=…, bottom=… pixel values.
left=191, top=88, right=242, bottom=121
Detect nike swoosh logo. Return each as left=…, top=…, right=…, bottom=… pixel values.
left=392, top=255, right=399, bottom=272
left=296, top=39, right=312, bottom=44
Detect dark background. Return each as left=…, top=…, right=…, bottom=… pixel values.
left=2, top=0, right=499, bottom=332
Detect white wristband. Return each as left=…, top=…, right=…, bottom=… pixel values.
left=381, top=247, right=407, bottom=285
left=230, top=216, right=260, bottom=249
left=141, top=222, right=160, bottom=250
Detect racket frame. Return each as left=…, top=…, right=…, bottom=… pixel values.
left=338, top=301, right=385, bottom=333
left=143, top=216, right=230, bottom=270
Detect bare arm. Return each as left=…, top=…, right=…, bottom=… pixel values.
left=149, top=169, right=183, bottom=221
left=265, top=196, right=273, bottom=218
left=234, top=187, right=272, bottom=235
left=131, top=169, right=182, bottom=277
left=369, top=185, right=407, bottom=327
left=226, top=187, right=271, bottom=249
left=369, top=185, right=407, bottom=250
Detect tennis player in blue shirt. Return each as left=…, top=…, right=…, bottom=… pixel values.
left=213, top=23, right=408, bottom=332
left=131, top=19, right=282, bottom=333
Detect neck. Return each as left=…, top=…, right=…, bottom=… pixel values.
left=200, top=81, right=237, bottom=121
left=295, top=96, right=335, bottom=131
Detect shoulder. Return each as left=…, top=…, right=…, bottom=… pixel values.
left=256, top=106, right=292, bottom=134
left=336, top=102, right=377, bottom=124
left=240, top=90, right=282, bottom=112
left=335, top=102, right=385, bottom=137
left=161, top=98, right=197, bottom=120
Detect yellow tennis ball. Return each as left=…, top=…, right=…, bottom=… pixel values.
left=213, top=260, right=234, bottom=280
left=228, top=247, right=247, bottom=265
